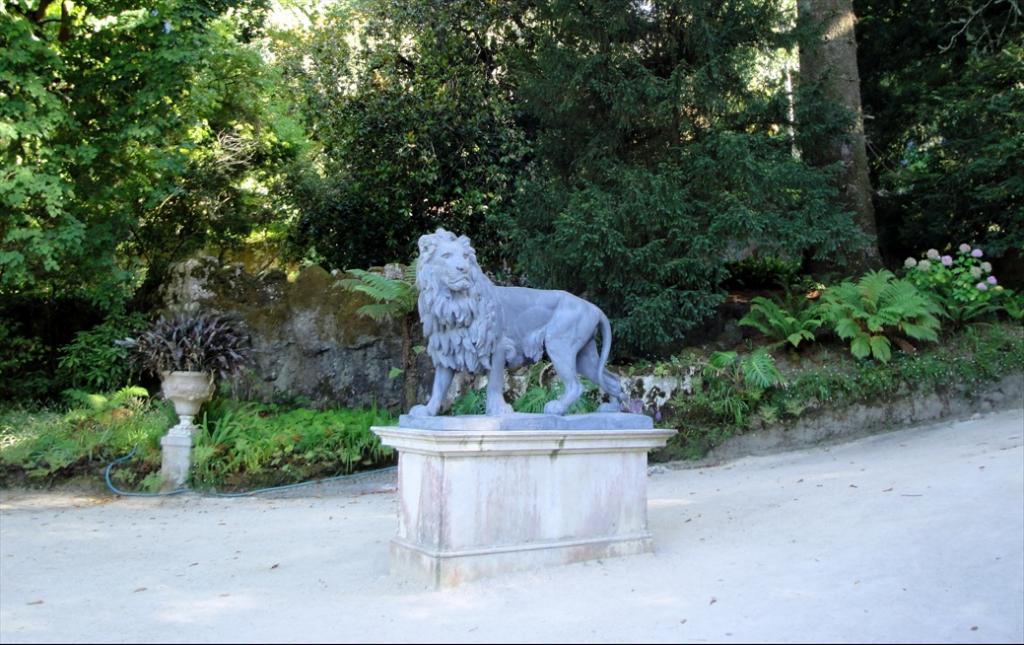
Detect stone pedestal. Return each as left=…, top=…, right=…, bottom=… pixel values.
left=159, top=422, right=195, bottom=491
left=372, top=413, right=675, bottom=587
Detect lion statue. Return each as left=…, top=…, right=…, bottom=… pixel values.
left=409, top=228, right=623, bottom=417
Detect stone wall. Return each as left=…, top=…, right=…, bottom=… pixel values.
left=161, top=258, right=433, bottom=411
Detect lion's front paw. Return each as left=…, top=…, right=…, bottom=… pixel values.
left=486, top=400, right=514, bottom=416
left=543, top=400, right=568, bottom=416
left=408, top=404, right=434, bottom=417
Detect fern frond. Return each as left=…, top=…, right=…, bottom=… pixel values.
left=339, top=267, right=416, bottom=320
left=858, top=270, right=895, bottom=310
left=849, top=333, right=872, bottom=359
left=705, top=351, right=738, bottom=375
left=356, top=303, right=403, bottom=323
left=742, top=350, right=784, bottom=389
left=868, top=335, right=892, bottom=362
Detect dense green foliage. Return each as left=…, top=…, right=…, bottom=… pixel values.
left=856, top=0, right=1023, bottom=263
left=58, top=313, right=148, bottom=391
left=658, top=322, right=1024, bottom=460
left=3, top=0, right=1021, bottom=411
left=505, top=0, right=857, bottom=356
left=192, top=401, right=394, bottom=490
left=1, top=0, right=303, bottom=399
left=695, top=349, right=786, bottom=425
left=0, top=391, right=396, bottom=491
left=2, top=1, right=303, bottom=308
left=280, top=0, right=526, bottom=270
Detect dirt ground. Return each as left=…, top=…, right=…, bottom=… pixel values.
left=1, top=408, right=1022, bottom=643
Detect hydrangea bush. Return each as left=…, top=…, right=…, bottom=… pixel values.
left=903, top=244, right=1007, bottom=325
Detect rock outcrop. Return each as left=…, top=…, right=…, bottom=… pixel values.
left=161, top=258, right=432, bottom=411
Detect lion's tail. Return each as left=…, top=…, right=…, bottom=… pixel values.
left=597, top=309, right=612, bottom=377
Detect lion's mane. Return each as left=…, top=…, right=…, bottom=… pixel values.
left=416, top=229, right=501, bottom=374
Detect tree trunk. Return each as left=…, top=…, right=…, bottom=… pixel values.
left=797, top=0, right=881, bottom=272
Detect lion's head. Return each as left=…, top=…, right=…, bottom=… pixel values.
left=415, top=228, right=499, bottom=374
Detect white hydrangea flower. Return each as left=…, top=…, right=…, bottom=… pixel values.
left=959, top=243, right=972, bottom=253
left=926, top=249, right=940, bottom=260
left=981, top=262, right=993, bottom=273
left=904, top=257, right=918, bottom=268
left=970, top=266, right=983, bottom=278
left=918, top=259, right=931, bottom=271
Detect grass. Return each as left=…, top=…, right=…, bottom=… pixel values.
left=0, top=391, right=397, bottom=493
left=0, top=387, right=173, bottom=491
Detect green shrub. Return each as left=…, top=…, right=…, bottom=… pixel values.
left=449, top=388, right=486, bottom=415
left=192, top=402, right=396, bottom=490
left=0, top=387, right=172, bottom=489
left=0, top=319, right=51, bottom=402
left=903, top=244, right=1013, bottom=327
left=447, top=361, right=602, bottom=416
left=724, top=256, right=805, bottom=290
left=739, top=292, right=822, bottom=349
left=58, top=313, right=148, bottom=392
left=657, top=321, right=1024, bottom=461
left=819, top=270, right=942, bottom=362
left=659, top=348, right=785, bottom=459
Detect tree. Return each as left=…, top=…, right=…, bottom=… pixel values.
left=796, top=0, right=882, bottom=271
left=279, top=0, right=528, bottom=271
left=855, top=0, right=1023, bottom=273
left=506, top=0, right=859, bottom=356
left=1, top=0, right=304, bottom=399
left=1, top=0, right=303, bottom=311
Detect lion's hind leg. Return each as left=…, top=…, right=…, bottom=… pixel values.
left=543, top=345, right=584, bottom=415
left=577, top=339, right=623, bottom=412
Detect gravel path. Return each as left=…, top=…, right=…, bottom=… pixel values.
left=2, top=408, right=1021, bottom=643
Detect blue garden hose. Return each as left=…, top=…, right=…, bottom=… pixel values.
left=103, top=447, right=189, bottom=497
left=103, top=447, right=396, bottom=498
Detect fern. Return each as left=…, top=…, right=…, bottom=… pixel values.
left=694, top=349, right=785, bottom=427
left=739, top=293, right=821, bottom=349
left=339, top=266, right=417, bottom=322
left=820, top=270, right=942, bottom=363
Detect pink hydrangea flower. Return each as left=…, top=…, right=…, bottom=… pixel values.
left=959, top=243, right=972, bottom=253
left=987, top=276, right=997, bottom=285
left=972, top=248, right=984, bottom=258
left=941, top=255, right=953, bottom=266
left=976, top=282, right=988, bottom=291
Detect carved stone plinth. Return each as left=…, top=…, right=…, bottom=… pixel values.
left=373, top=413, right=675, bottom=587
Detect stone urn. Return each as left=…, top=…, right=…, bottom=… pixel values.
left=161, top=370, right=214, bottom=436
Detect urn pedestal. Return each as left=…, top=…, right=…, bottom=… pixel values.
left=373, top=413, right=675, bottom=587
left=159, top=371, right=213, bottom=490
